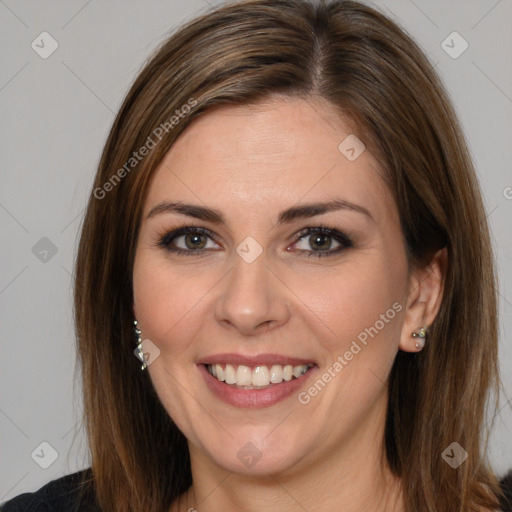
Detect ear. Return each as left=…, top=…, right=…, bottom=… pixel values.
left=399, top=247, right=448, bottom=353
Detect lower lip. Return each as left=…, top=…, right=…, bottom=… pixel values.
left=198, top=364, right=318, bottom=409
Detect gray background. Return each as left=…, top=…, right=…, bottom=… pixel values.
left=1, top=0, right=511, bottom=502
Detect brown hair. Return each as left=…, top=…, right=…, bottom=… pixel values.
left=73, top=0, right=503, bottom=510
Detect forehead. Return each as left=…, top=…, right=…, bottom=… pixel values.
left=143, top=96, right=396, bottom=225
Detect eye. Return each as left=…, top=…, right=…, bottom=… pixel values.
left=155, top=224, right=353, bottom=258
left=156, top=226, right=220, bottom=256
left=289, top=226, right=353, bottom=258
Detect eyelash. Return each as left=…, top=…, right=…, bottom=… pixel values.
left=155, top=224, right=354, bottom=259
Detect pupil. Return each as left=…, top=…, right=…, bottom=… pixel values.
left=186, top=234, right=205, bottom=249
left=311, top=234, right=330, bottom=250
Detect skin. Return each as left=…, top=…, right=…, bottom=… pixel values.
left=132, top=95, right=446, bottom=512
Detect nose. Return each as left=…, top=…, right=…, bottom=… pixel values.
left=214, top=251, right=291, bottom=336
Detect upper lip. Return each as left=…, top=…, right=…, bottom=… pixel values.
left=197, top=353, right=316, bottom=366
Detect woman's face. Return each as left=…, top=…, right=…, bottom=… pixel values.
left=133, top=96, right=414, bottom=476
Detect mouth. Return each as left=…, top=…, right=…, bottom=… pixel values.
left=204, top=363, right=315, bottom=389
left=197, top=355, right=319, bottom=408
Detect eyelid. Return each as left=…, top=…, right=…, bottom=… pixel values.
left=292, top=226, right=353, bottom=248
left=154, top=223, right=354, bottom=257
left=155, top=225, right=219, bottom=248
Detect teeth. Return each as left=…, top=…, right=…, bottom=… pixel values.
left=293, top=365, right=305, bottom=378
left=216, top=364, right=225, bottom=382
left=269, top=365, right=283, bottom=383
left=225, top=364, right=236, bottom=384
left=236, top=365, right=252, bottom=386
left=208, top=363, right=311, bottom=388
left=252, top=366, right=270, bottom=386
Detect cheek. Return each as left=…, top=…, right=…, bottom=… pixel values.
left=132, top=250, right=217, bottom=361
left=133, top=253, right=183, bottom=348
left=301, top=261, right=405, bottom=413
left=297, top=252, right=406, bottom=358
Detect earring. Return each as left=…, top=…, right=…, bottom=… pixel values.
left=133, top=319, right=147, bottom=370
left=411, top=326, right=427, bottom=350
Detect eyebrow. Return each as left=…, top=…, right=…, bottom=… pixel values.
left=146, top=198, right=374, bottom=225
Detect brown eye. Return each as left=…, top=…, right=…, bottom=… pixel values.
left=157, top=226, right=219, bottom=255
left=183, top=233, right=207, bottom=250
left=156, top=225, right=353, bottom=258
left=291, top=227, right=353, bottom=258
left=308, top=233, right=333, bottom=251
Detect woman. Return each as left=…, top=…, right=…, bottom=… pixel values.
left=2, top=0, right=511, bottom=510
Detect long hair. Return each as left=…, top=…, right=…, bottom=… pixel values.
left=73, top=1, right=503, bottom=510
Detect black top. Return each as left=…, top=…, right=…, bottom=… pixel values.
left=2, top=468, right=512, bottom=511
left=0, top=469, right=99, bottom=512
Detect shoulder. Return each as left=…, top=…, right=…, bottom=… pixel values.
left=0, top=468, right=100, bottom=512
left=500, top=469, right=512, bottom=512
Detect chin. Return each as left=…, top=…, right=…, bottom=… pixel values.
left=194, top=424, right=316, bottom=477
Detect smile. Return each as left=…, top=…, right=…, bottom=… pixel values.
left=206, top=363, right=314, bottom=389
left=197, top=353, right=318, bottom=408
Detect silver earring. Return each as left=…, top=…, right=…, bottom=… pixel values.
left=412, top=326, right=427, bottom=350
left=133, top=319, right=147, bottom=370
